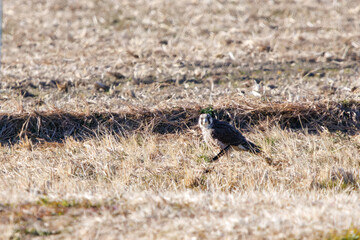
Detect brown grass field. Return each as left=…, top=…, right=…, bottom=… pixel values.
left=1, top=0, right=360, bottom=239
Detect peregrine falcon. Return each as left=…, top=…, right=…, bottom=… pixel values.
left=198, top=113, right=260, bottom=161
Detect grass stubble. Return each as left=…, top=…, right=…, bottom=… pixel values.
left=1, top=0, right=360, bottom=239
left=1, top=125, right=360, bottom=239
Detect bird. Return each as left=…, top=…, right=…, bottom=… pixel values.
left=198, top=113, right=261, bottom=161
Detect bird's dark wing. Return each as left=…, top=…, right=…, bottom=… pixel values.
left=211, top=119, right=261, bottom=153
left=210, top=119, right=248, bottom=145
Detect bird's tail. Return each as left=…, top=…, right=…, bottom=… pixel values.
left=234, top=140, right=261, bottom=154
left=246, top=140, right=261, bottom=154
left=240, top=142, right=276, bottom=166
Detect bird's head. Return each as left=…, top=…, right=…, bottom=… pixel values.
left=199, top=114, right=213, bottom=129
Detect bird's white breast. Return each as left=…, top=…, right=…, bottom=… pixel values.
left=201, top=127, right=227, bottom=151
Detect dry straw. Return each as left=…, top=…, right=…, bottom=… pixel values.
left=1, top=99, right=359, bottom=144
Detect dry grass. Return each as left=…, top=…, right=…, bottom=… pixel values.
left=1, top=99, right=360, bottom=144
left=3, top=126, right=360, bottom=194
left=1, top=0, right=360, bottom=239
left=3, top=192, right=360, bottom=239
left=1, top=0, right=360, bottom=113
left=1, top=127, right=360, bottom=238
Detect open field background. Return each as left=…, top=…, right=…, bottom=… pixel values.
left=1, top=0, right=360, bottom=239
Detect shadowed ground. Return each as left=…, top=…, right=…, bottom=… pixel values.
left=1, top=100, right=360, bottom=144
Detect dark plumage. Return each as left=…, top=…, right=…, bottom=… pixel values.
left=210, top=118, right=261, bottom=153
left=199, top=114, right=261, bottom=161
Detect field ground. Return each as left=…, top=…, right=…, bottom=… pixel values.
left=1, top=0, right=360, bottom=239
